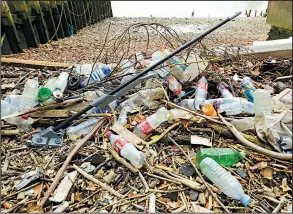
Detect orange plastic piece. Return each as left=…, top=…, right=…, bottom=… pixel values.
left=202, top=104, right=217, bottom=116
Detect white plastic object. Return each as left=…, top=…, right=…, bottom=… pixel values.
left=1, top=100, right=18, bottom=118
left=194, top=73, right=208, bottom=109
left=80, top=64, right=112, bottom=87
left=120, top=60, right=137, bottom=86
left=217, top=98, right=254, bottom=115
left=83, top=90, right=104, bottom=101
left=133, top=107, right=170, bottom=139
left=106, top=131, right=146, bottom=168
left=231, top=117, right=255, bottom=132
left=4, top=116, right=34, bottom=132
left=217, top=82, right=233, bottom=98
left=66, top=118, right=99, bottom=140
left=199, top=157, right=251, bottom=206
left=55, top=72, right=69, bottom=92
left=169, top=108, right=191, bottom=120
left=44, top=77, right=58, bottom=91
left=72, top=64, right=94, bottom=75
left=254, top=89, right=272, bottom=115
left=117, top=109, right=128, bottom=125
left=179, top=99, right=196, bottom=110
left=168, top=77, right=182, bottom=96
left=18, top=78, right=39, bottom=112
left=280, top=88, right=292, bottom=105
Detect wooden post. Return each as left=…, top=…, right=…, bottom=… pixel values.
left=72, top=1, right=82, bottom=30
left=39, top=1, right=58, bottom=41
left=67, top=1, right=77, bottom=31
left=63, top=1, right=73, bottom=34
left=56, top=1, right=70, bottom=37
left=49, top=1, right=64, bottom=39
left=76, top=1, right=85, bottom=28
left=28, top=1, right=50, bottom=44
left=7, top=1, right=38, bottom=48
left=1, top=1, right=23, bottom=53
left=80, top=1, right=88, bottom=26
left=108, top=1, right=113, bottom=17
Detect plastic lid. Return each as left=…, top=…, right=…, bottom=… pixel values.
left=20, top=114, right=29, bottom=120
left=53, top=90, right=63, bottom=99
left=239, top=152, right=246, bottom=160
left=80, top=82, right=85, bottom=88
left=202, top=104, right=216, bottom=116
left=106, top=131, right=112, bottom=138
left=194, top=98, right=205, bottom=110
left=174, top=89, right=181, bottom=95
left=201, top=72, right=207, bottom=77
left=38, top=87, right=52, bottom=101
left=240, top=194, right=251, bottom=206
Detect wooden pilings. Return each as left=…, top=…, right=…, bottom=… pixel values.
left=1, top=1, right=113, bottom=55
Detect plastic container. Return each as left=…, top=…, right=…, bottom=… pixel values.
left=254, top=89, right=272, bottom=115
left=38, top=87, right=52, bottom=101
left=194, top=73, right=208, bottom=110
left=66, top=118, right=99, bottom=140
left=1, top=100, right=18, bottom=118
left=217, top=82, right=233, bottom=98
left=106, top=131, right=146, bottom=168
left=179, top=99, right=196, bottom=110
left=18, top=78, right=39, bottom=112
left=4, top=115, right=34, bottom=132
left=88, top=99, right=120, bottom=114
left=169, top=109, right=190, bottom=120
left=168, top=77, right=184, bottom=96
left=196, top=148, right=245, bottom=167
left=240, top=77, right=256, bottom=103
left=80, top=64, right=112, bottom=87
left=72, top=64, right=94, bottom=75
left=44, top=77, right=58, bottom=91
left=117, top=109, right=128, bottom=125
left=133, top=107, right=170, bottom=139
left=199, top=157, right=251, bottom=206
left=201, top=104, right=217, bottom=116
left=120, top=60, right=137, bottom=86
left=217, top=98, right=254, bottom=115
left=55, top=72, right=69, bottom=92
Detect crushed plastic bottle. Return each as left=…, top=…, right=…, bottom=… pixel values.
left=217, top=98, right=254, bottom=115
left=254, top=89, right=272, bottom=115
left=179, top=99, right=196, bottom=110
left=194, top=73, right=208, bottom=110
left=88, top=99, right=120, bottom=114
left=72, top=64, right=95, bottom=75
left=199, top=157, right=251, bottom=206
left=18, top=78, right=39, bottom=112
left=80, top=64, right=112, bottom=87
left=66, top=118, right=100, bottom=140
left=120, top=60, right=138, bottom=87
left=196, top=148, right=245, bottom=167
left=1, top=99, right=18, bottom=118
left=168, top=108, right=191, bottom=120
left=217, top=82, right=233, bottom=98
left=133, top=107, right=170, bottom=139
left=167, top=77, right=184, bottom=96
left=106, top=131, right=146, bottom=168
left=4, top=114, right=34, bottom=132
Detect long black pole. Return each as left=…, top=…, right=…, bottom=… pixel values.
left=53, top=11, right=241, bottom=131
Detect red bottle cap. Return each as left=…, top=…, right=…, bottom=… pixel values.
left=106, top=131, right=112, bottom=138
left=201, top=72, right=207, bottom=77
left=20, top=114, right=29, bottom=120
left=174, top=89, right=181, bottom=95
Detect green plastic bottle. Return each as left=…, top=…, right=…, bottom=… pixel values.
left=196, top=148, right=245, bottom=167
left=38, top=87, right=52, bottom=101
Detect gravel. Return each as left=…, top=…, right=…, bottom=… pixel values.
left=6, top=17, right=271, bottom=64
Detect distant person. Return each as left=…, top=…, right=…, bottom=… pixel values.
left=191, top=11, right=194, bottom=18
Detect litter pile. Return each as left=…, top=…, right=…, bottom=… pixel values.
left=1, top=18, right=292, bottom=213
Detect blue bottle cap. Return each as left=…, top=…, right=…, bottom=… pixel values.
left=240, top=194, right=251, bottom=206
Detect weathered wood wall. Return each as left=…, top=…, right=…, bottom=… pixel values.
left=1, top=1, right=113, bottom=55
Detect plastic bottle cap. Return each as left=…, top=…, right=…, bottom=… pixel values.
left=201, top=72, right=207, bottom=77
left=202, top=104, right=216, bottom=116
left=106, top=131, right=112, bottom=138
left=20, top=114, right=30, bottom=120
left=38, top=87, right=52, bottom=101
left=174, top=89, right=181, bottom=95
left=239, top=152, right=246, bottom=160
left=53, top=90, right=63, bottom=99
left=240, top=194, right=251, bottom=206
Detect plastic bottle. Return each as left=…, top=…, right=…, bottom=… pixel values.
left=18, top=78, right=39, bottom=112
left=88, top=99, right=120, bottom=114
left=80, top=64, right=112, bottom=87
left=38, top=87, right=52, bottom=101
left=4, top=115, right=34, bottom=132
left=217, top=98, right=254, bottom=115
left=217, top=82, right=233, bottom=98
left=1, top=100, right=18, bottom=118
left=120, top=60, right=137, bottom=86
left=72, top=64, right=94, bottom=75
left=53, top=72, right=69, bottom=98
left=194, top=73, right=208, bottom=110
left=254, top=89, right=272, bottom=115
left=168, top=108, right=191, bottom=120
left=199, top=157, right=251, bottom=206
left=167, top=77, right=184, bottom=96
left=106, top=131, right=146, bottom=168
left=196, top=148, right=245, bottom=167
left=117, top=109, right=128, bottom=125
left=44, top=77, right=58, bottom=91
left=280, top=89, right=292, bottom=105
left=179, top=99, right=196, bottom=110
left=133, top=107, right=170, bottom=139
left=240, top=77, right=256, bottom=103
left=201, top=104, right=217, bottom=116
left=66, top=118, right=99, bottom=140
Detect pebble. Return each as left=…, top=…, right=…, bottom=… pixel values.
left=189, top=190, right=199, bottom=201
left=181, top=162, right=196, bottom=176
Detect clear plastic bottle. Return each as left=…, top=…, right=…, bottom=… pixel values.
left=179, top=99, right=196, bottom=110
left=106, top=131, right=146, bottom=168
left=18, top=78, right=39, bottom=112
left=196, top=148, right=245, bottom=167
left=1, top=100, right=18, bottom=118
left=167, top=77, right=184, bottom=96
left=88, top=99, right=120, bottom=114
left=80, top=64, right=112, bottom=87
left=194, top=73, right=208, bottom=110
left=117, top=109, right=128, bottom=125
left=66, top=118, right=99, bottom=140
left=72, top=64, right=94, bottom=75
left=254, top=89, right=272, bottom=115
left=169, top=108, right=190, bottom=120
left=199, top=157, right=251, bottom=206
left=55, top=72, right=69, bottom=92
left=217, top=82, right=233, bottom=98
left=44, top=77, right=58, bottom=91
left=120, top=60, right=137, bottom=86
left=133, top=107, right=170, bottom=139
left=217, top=98, right=254, bottom=115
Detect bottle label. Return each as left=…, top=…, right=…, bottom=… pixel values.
left=197, top=82, right=207, bottom=91
left=114, top=138, right=128, bottom=153
left=138, top=120, right=153, bottom=135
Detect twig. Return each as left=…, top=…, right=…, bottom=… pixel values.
left=44, top=150, right=58, bottom=170
left=167, top=135, right=230, bottom=213
left=218, top=114, right=292, bottom=160
left=138, top=171, right=149, bottom=193
left=149, top=193, right=156, bottom=213
left=73, top=164, right=123, bottom=198
left=39, top=119, right=106, bottom=207
left=4, top=182, right=41, bottom=199
left=144, top=172, right=181, bottom=185
left=272, top=197, right=287, bottom=213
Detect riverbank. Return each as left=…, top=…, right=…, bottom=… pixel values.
left=6, top=17, right=271, bottom=64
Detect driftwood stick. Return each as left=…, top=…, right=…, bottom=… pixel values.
left=73, top=165, right=123, bottom=198
left=168, top=135, right=230, bottom=213
left=138, top=171, right=149, bottom=193
left=39, top=119, right=106, bottom=207
left=107, top=143, right=138, bottom=173
left=218, top=114, right=292, bottom=160
left=272, top=197, right=287, bottom=213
